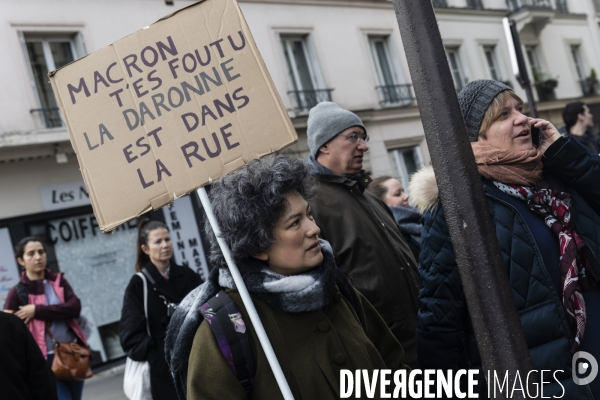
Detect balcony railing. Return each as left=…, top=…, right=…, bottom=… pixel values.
left=555, top=0, right=569, bottom=13
left=376, top=84, right=415, bottom=106
left=467, top=0, right=484, bottom=9
left=30, top=108, right=63, bottom=129
left=432, top=0, right=448, bottom=7
left=580, top=79, right=600, bottom=97
left=507, top=0, right=552, bottom=12
left=535, top=79, right=558, bottom=102
left=287, top=89, right=334, bottom=113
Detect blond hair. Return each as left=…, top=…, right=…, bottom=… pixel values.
left=478, top=90, right=524, bottom=139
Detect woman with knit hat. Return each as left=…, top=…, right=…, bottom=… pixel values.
left=410, top=79, right=600, bottom=398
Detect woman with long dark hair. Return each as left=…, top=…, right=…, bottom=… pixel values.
left=119, top=219, right=201, bottom=399
left=4, top=236, right=90, bottom=400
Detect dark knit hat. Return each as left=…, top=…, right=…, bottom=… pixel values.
left=307, top=102, right=366, bottom=158
left=457, top=79, right=512, bottom=142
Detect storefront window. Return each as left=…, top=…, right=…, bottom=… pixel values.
left=45, top=214, right=138, bottom=361
left=0, top=228, right=20, bottom=305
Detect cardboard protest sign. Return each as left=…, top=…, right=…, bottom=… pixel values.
left=49, top=0, right=297, bottom=232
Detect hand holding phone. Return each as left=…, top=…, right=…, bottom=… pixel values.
left=529, top=118, right=561, bottom=153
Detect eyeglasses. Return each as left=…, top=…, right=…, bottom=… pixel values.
left=338, top=132, right=370, bottom=144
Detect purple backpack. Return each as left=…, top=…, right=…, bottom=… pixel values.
left=199, top=290, right=256, bottom=396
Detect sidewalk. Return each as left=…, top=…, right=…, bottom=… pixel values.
left=83, top=363, right=126, bottom=400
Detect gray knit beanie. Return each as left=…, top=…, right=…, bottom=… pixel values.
left=307, top=102, right=366, bottom=158
left=457, top=79, right=512, bottom=142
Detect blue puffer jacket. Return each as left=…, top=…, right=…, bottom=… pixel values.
left=411, top=137, right=600, bottom=399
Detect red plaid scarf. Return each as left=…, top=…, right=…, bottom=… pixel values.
left=494, top=181, right=598, bottom=353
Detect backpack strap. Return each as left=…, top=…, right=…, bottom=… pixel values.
left=16, top=282, right=29, bottom=306
left=199, top=290, right=255, bottom=397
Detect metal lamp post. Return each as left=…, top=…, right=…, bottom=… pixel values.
left=391, top=1, right=535, bottom=398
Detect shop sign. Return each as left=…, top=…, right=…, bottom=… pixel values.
left=0, top=228, right=20, bottom=305
left=49, top=0, right=297, bottom=233
left=39, top=181, right=91, bottom=211
left=163, top=196, right=209, bottom=280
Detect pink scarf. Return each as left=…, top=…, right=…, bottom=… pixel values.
left=471, top=141, right=543, bottom=186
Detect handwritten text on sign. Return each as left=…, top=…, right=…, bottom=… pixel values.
left=68, top=34, right=248, bottom=189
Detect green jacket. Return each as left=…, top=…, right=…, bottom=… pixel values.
left=187, top=286, right=408, bottom=399
left=310, top=173, right=420, bottom=368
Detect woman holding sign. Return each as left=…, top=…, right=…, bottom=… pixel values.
left=119, top=219, right=201, bottom=399
left=165, top=155, right=410, bottom=399
left=3, top=236, right=90, bottom=400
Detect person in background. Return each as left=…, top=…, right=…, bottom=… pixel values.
left=119, top=219, right=201, bottom=399
left=562, top=101, right=599, bottom=154
left=305, top=102, right=419, bottom=368
left=367, top=176, right=422, bottom=260
left=165, top=155, right=409, bottom=399
left=411, top=79, right=600, bottom=397
left=0, top=310, right=57, bottom=400
left=3, top=236, right=90, bottom=400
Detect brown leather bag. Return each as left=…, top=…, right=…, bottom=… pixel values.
left=46, top=326, right=93, bottom=381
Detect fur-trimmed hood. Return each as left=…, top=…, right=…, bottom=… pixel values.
left=409, top=165, right=439, bottom=214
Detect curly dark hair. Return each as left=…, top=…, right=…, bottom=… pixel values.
left=205, top=154, right=316, bottom=269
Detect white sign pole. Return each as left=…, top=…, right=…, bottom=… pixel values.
left=197, top=187, right=294, bottom=400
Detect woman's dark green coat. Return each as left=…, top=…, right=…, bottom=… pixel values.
left=187, top=286, right=409, bottom=399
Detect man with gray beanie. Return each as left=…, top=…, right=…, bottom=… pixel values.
left=306, top=101, right=419, bottom=369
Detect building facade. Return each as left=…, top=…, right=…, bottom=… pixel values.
left=1, top=0, right=599, bottom=366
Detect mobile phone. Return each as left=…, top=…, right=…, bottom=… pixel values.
left=531, top=126, right=541, bottom=147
